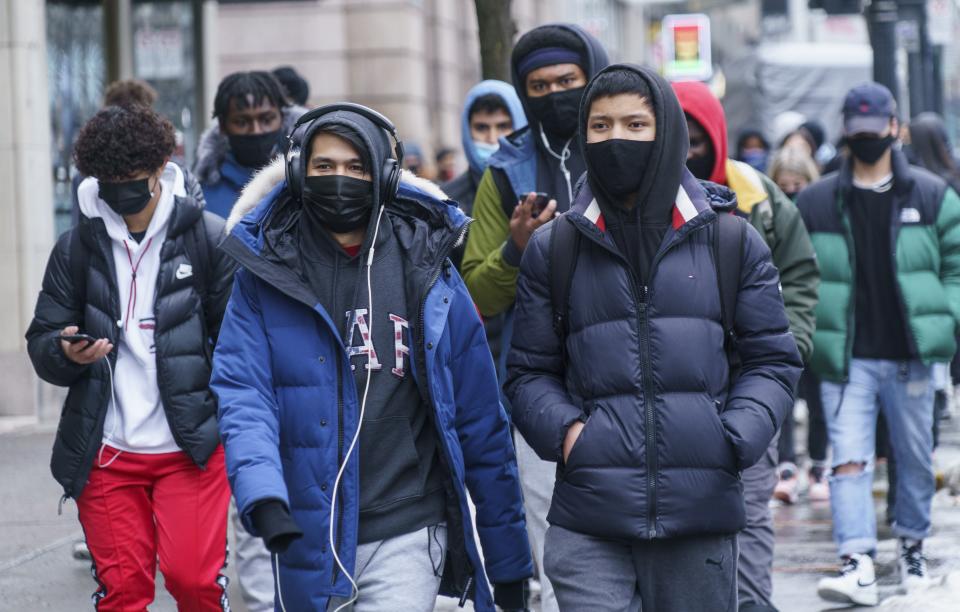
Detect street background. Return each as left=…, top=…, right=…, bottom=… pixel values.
left=2, top=411, right=959, bottom=611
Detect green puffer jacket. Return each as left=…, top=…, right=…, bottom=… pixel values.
left=797, top=149, right=960, bottom=382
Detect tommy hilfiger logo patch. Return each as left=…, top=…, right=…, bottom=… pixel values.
left=175, top=263, right=193, bottom=280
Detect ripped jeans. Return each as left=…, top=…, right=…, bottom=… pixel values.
left=821, top=359, right=935, bottom=557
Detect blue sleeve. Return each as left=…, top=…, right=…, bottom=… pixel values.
left=722, top=225, right=804, bottom=470
left=446, top=270, right=534, bottom=584
left=212, top=271, right=289, bottom=533
left=504, top=227, right=584, bottom=462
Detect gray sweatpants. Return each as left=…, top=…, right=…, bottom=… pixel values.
left=514, top=432, right=559, bottom=612
left=231, top=501, right=275, bottom=612
left=544, top=524, right=738, bottom=611
left=326, top=524, right=447, bottom=612
left=737, top=437, right=779, bottom=608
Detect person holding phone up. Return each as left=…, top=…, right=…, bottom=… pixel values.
left=459, top=23, right=610, bottom=612
left=25, top=104, right=236, bottom=611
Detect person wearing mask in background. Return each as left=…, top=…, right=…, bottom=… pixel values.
left=768, top=147, right=820, bottom=201
left=798, top=83, right=960, bottom=605
left=436, top=147, right=458, bottom=183
left=194, top=71, right=307, bottom=220
left=211, top=104, right=532, bottom=611
left=674, top=80, right=819, bottom=612
left=443, top=80, right=527, bottom=217
left=506, top=64, right=802, bottom=612
left=765, top=147, right=829, bottom=507
left=26, top=105, right=235, bottom=611
left=736, top=129, right=771, bottom=173
left=272, top=65, right=310, bottom=107
left=461, top=24, right=609, bottom=612
left=443, top=81, right=526, bottom=368
left=195, top=69, right=305, bottom=612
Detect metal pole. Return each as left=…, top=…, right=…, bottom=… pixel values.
left=867, top=0, right=900, bottom=106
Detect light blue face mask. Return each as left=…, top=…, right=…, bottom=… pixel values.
left=473, top=140, right=499, bottom=167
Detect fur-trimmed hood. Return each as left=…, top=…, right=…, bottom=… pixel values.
left=192, top=105, right=307, bottom=185
left=225, top=156, right=449, bottom=233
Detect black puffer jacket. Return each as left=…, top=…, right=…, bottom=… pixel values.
left=26, top=172, right=236, bottom=499
left=505, top=65, right=802, bottom=540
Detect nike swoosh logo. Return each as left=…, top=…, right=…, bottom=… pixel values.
left=857, top=578, right=877, bottom=587
left=176, top=270, right=192, bottom=279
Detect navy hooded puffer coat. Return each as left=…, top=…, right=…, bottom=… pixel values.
left=504, top=64, right=802, bottom=541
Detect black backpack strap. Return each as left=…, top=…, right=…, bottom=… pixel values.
left=549, top=215, right=581, bottom=346
left=714, top=212, right=746, bottom=383
left=491, top=167, right=519, bottom=220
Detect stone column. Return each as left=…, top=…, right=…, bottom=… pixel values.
left=0, top=0, right=57, bottom=418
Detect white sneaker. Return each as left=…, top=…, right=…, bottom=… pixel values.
left=817, top=553, right=879, bottom=606
left=899, top=539, right=932, bottom=593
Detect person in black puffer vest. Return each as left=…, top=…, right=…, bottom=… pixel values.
left=505, top=64, right=801, bottom=612
left=26, top=105, right=236, bottom=610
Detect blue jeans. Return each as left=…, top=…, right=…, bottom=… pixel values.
left=821, top=359, right=935, bottom=557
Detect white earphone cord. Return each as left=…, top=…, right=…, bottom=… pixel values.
left=539, top=126, right=573, bottom=204
left=98, top=357, right=122, bottom=469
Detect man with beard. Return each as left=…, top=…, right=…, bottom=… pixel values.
left=799, top=83, right=960, bottom=606
left=460, top=26, right=608, bottom=611
left=194, top=71, right=306, bottom=220
left=506, top=64, right=801, bottom=611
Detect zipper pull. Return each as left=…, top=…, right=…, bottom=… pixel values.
left=459, top=576, right=474, bottom=606
left=58, top=494, right=68, bottom=516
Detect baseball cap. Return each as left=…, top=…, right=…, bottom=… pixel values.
left=843, top=82, right=896, bottom=136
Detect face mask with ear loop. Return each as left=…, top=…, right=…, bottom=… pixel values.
left=274, top=195, right=390, bottom=612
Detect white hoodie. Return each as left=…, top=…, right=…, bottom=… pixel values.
left=77, top=162, right=186, bottom=454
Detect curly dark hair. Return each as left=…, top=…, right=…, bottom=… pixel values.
left=103, top=79, right=158, bottom=109
left=73, top=105, right=176, bottom=180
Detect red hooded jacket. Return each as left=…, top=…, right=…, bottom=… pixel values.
left=673, top=81, right=728, bottom=186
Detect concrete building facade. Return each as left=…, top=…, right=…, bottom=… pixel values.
left=3, top=0, right=643, bottom=420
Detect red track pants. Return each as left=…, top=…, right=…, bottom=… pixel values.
left=76, top=445, right=231, bottom=611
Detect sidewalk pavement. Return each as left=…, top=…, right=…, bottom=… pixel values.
left=2, top=416, right=959, bottom=611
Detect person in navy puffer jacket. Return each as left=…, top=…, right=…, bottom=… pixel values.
left=212, top=104, right=532, bottom=612
left=505, top=64, right=802, bottom=611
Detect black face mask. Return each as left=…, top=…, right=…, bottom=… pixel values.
left=99, top=177, right=155, bottom=216
left=228, top=130, right=282, bottom=169
left=528, top=87, right=584, bottom=139
left=586, top=139, right=656, bottom=199
left=847, top=134, right=895, bottom=165
left=301, top=175, right=374, bottom=233
left=686, top=153, right=715, bottom=181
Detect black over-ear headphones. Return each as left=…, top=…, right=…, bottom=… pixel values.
left=285, top=102, right=405, bottom=205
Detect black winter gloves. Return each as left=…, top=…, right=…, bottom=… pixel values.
left=250, top=500, right=303, bottom=554
left=493, top=580, right=530, bottom=611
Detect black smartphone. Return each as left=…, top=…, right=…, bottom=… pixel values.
left=522, top=192, right=550, bottom=216
left=62, top=333, right=98, bottom=345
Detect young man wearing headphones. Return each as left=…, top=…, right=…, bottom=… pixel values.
left=211, top=104, right=532, bottom=611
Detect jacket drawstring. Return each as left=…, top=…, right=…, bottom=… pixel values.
left=122, top=237, right=153, bottom=330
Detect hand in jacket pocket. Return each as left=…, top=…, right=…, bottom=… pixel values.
left=562, top=420, right=586, bottom=463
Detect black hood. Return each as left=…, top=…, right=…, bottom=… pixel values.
left=579, top=63, right=689, bottom=223
left=510, top=23, right=610, bottom=138
left=299, top=110, right=395, bottom=251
